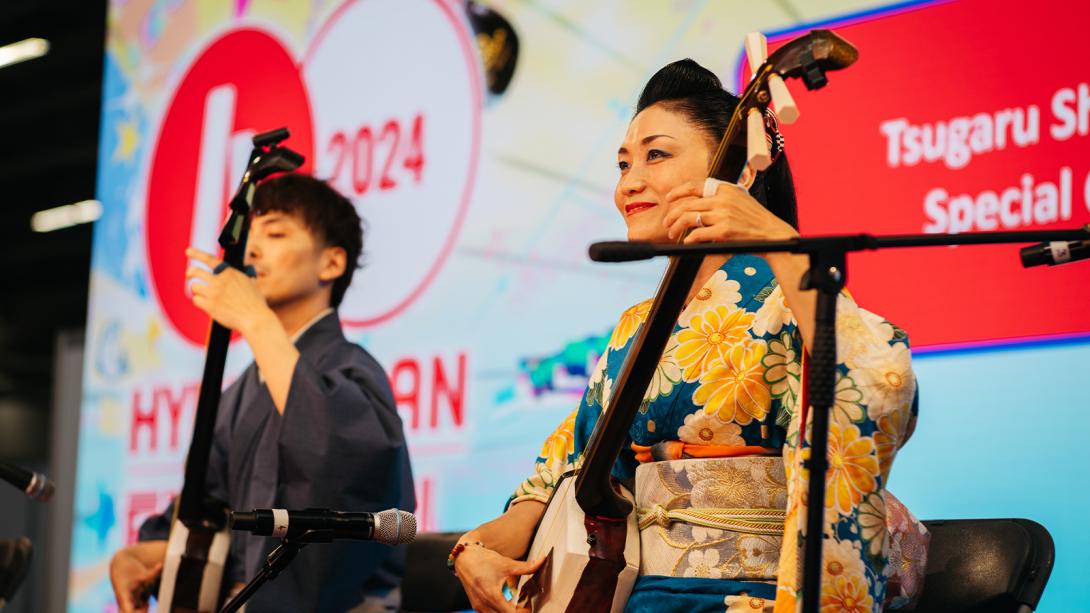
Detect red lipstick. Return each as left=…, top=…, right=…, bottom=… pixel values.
left=624, top=201, right=656, bottom=216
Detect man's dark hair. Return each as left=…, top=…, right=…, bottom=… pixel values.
left=635, top=59, right=799, bottom=229
left=252, top=173, right=363, bottom=307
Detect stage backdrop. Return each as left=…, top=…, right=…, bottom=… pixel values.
left=72, top=0, right=1089, bottom=610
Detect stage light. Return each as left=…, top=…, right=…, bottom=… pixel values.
left=0, top=38, right=50, bottom=70
left=30, top=199, right=102, bottom=233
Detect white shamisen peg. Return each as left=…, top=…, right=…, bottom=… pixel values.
left=746, top=108, right=771, bottom=171
left=745, top=32, right=767, bottom=75
left=746, top=31, right=800, bottom=124
left=767, top=74, right=799, bottom=124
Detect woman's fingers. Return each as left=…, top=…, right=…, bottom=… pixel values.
left=467, top=580, right=516, bottom=613
left=455, top=547, right=544, bottom=613
left=667, top=210, right=717, bottom=241
left=468, top=559, right=542, bottom=613
left=682, top=226, right=722, bottom=244
left=664, top=180, right=704, bottom=203
left=507, top=556, right=546, bottom=576
left=662, top=197, right=706, bottom=229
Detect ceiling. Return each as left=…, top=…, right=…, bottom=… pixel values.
left=0, top=0, right=106, bottom=454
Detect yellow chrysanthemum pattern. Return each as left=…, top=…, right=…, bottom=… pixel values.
left=677, top=305, right=755, bottom=382
left=693, top=341, right=771, bottom=425
left=826, top=422, right=880, bottom=515
left=608, top=299, right=652, bottom=350
left=538, top=408, right=577, bottom=467
left=820, top=574, right=874, bottom=613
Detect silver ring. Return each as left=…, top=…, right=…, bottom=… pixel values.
left=695, top=212, right=704, bottom=228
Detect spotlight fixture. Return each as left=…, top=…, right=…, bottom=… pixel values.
left=30, top=199, right=102, bottom=233
left=0, top=38, right=50, bottom=70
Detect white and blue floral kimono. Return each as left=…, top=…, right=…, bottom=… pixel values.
left=510, top=255, right=929, bottom=612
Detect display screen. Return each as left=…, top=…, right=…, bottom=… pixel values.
left=70, top=1, right=1089, bottom=610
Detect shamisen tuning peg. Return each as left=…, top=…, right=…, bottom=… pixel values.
left=746, top=107, right=772, bottom=170
left=745, top=31, right=799, bottom=124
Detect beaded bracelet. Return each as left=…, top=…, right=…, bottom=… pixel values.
left=447, top=540, right=483, bottom=575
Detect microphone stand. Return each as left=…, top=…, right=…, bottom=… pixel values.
left=219, top=530, right=333, bottom=613
left=589, top=225, right=1089, bottom=613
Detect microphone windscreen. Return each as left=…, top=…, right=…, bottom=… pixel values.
left=588, top=241, right=657, bottom=262
left=373, top=509, right=417, bottom=546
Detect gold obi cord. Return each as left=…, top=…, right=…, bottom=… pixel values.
left=634, top=455, right=788, bottom=581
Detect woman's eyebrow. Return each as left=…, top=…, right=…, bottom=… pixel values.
left=618, top=134, right=676, bottom=155
left=642, top=134, right=675, bottom=144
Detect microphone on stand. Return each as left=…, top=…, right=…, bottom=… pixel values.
left=1020, top=240, right=1090, bottom=267
left=229, top=508, right=416, bottom=545
left=0, top=461, right=54, bottom=503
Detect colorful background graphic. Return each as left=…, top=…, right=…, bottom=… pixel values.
left=70, top=0, right=1089, bottom=610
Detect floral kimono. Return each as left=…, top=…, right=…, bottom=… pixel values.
left=510, top=254, right=928, bottom=612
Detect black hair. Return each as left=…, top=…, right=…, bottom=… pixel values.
left=635, top=59, right=799, bottom=228
left=252, top=173, right=363, bottom=307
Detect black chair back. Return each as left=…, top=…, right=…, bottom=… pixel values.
left=918, top=518, right=1054, bottom=613
left=399, top=519, right=1057, bottom=612
left=401, top=532, right=471, bottom=613
left=0, top=537, right=33, bottom=609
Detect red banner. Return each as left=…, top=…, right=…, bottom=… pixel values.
left=742, top=0, right=1090, bottom=348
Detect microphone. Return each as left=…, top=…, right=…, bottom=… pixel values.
left=1020, top=240, right=1090, bottom=267
left=229, top=508, right=416, bottom=545
left=0, top=461, right=54, bottom=502
left=588, top=241, right=658, bottom=262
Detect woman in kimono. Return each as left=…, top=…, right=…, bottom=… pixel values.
left=451, top=60, right=928, bottom=613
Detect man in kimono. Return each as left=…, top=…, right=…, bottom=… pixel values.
left=109, top=174, right=414, bottom=612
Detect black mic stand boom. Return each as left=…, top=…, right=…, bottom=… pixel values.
left=589, top=225, right=1089, bottom=613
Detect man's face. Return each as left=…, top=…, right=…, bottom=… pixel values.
left=245, top=210, right=342, bottom=309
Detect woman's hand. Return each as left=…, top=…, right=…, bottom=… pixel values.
left=109, top=541, right=165, bottom=613
left=663, top=178, right=820, bottom=347
left=185, top=247, right=272, bottom=336
left=454, top=543, right=544, bottom=613
left=662, top=179, right=798, bottom=245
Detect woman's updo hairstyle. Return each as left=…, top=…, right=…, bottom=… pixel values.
left=635, top=59, right=799, bottom=229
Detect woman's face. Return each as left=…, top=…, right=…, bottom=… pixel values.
left=614, top=104, right=713, bottom=242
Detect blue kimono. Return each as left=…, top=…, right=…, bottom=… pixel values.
left=141, top=311, right=414, bottom=612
